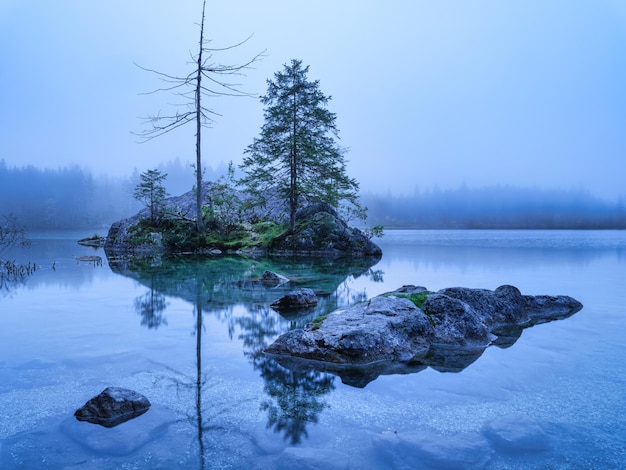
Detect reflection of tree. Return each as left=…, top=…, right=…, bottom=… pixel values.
left=134, top=287, right=168, bottom=329
left=1, top=216, right=34, bottom=295
left=194, top=291, right=206, bottom=470
left=109, top=254, right=380, bottom=446
left=237, top=305, right=335, bottom=444
left=260, top=362, right=334, bottom=444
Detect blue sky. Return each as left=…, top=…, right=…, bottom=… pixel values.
left=1, top=1, right=625, bottom=200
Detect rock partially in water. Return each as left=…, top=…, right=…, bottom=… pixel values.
left=265, top=285, right=583, bottom=386
left=74, top=387, right=151, bottom=428
left=271, top=288, right=318, bottom=310
left=267, top=295, right=433, bottom=365
left=260, top=270, right=290, bottom=287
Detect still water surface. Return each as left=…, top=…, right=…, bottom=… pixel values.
left=1, top=230, right=625, bottom=469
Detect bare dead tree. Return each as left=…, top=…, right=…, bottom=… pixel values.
left=135, top=0, right=264, bottom=233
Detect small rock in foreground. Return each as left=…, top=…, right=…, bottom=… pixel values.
left=74, top=387, right=151, bottom=428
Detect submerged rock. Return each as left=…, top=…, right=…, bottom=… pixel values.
left=271, top=288, right=318, bottom=310
left=482, top=414, right=551, bottom=452
left=373, top=430, right=493, bottom=470
left=74, top=387, right=151, bottom=428
left=260, top=270, right=290, bottom=287
left=265, top=285, right=583, bottom=386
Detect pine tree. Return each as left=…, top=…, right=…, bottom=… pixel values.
left=133, top=169, right=168, bottom=225
left=240, top=59, right=361, bottom=233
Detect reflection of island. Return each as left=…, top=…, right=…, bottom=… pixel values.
left=108, top=255, right=381, bottom=315
left=108, top=254, right=380, bottom=446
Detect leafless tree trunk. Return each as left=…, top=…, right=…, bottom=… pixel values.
left=135, top=0, right=264, bottom=234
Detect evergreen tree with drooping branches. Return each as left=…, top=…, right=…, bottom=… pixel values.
left=240, top=59, right=361, bottom=233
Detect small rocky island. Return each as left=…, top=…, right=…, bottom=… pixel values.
left=104, top=182, right=381, bottom=258
left=265, top=285, right=583, bottom=387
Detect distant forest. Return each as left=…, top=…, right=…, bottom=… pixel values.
left=362, top=186, right=626, bottom=229
left=1, top=159, right=625, bottom=230
left=0, top=159, right=227, bottom=230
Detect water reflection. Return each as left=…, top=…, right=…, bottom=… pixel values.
left=237, top=305, right=335, bottom=444
left=108, top=254, right=380, bottom=451
left=134, top=285, right=169, bottom=329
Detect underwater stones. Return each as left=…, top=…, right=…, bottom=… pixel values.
left=276, top=447, right=352, bottom=470
left=373, top=430, right=493, bottom=470
left=74, top=387, right=151, bottom=427
left=270, top=288, right=318, bottom=310
left=482, top=414, right=551, bottom=452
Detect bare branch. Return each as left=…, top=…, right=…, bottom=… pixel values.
left=133, top=0, right=264, bottom=232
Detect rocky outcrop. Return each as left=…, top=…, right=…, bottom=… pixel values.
left=270, top=288, right=318, bottom=310
left=265, top=285, right=583, bottom=387
left=74, top=387, right=151, bottom=428
left=269, top=203, right=382, bottom=256
left=104, top=187, right=381, bottom=257
left=104, top=183, right=213, bottom=256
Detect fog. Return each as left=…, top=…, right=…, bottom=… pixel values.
left=1, top=159, right=624, bottom=230
left=1, top=1, right=626, bottom=204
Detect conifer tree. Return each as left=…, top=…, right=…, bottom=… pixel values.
left=133, top=169, right=168, bottom=225
left=240, top=59, right=361, bottom=233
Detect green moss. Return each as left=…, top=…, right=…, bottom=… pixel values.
left=252, top=221, right=289, bottom=247
left=205, top=229, right=248, bottom=249
left=393, top=291, right=430, bottom=309
left=391, top=291, right=435, bottom=327
left=310, top=314, right=328, bottom=330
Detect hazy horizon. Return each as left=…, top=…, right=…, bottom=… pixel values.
left=2, top=1, right=625, bottom=201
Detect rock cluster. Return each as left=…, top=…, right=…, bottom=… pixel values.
left=265, top=285, right=583, bottom=387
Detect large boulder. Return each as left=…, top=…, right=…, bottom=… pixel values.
left=104, top=183, right=213, bottom=255
left=266, top=295, right=433, bottom=364
left=74, top=387, right=151, bottom=428
left=265, top=285, right=583, bottom=386
left=270, top=288, right=318, bottom=310
left=268, top=203, right=382, bottom=256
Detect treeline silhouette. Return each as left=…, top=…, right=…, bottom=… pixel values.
left=2, top=159, right=625, bottom=229
left=0, top=159, right=229, bottom=229
left=362, top=186, right=626, bottom=229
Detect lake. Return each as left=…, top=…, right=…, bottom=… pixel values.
left=1, top=229, right=625, bottom=469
